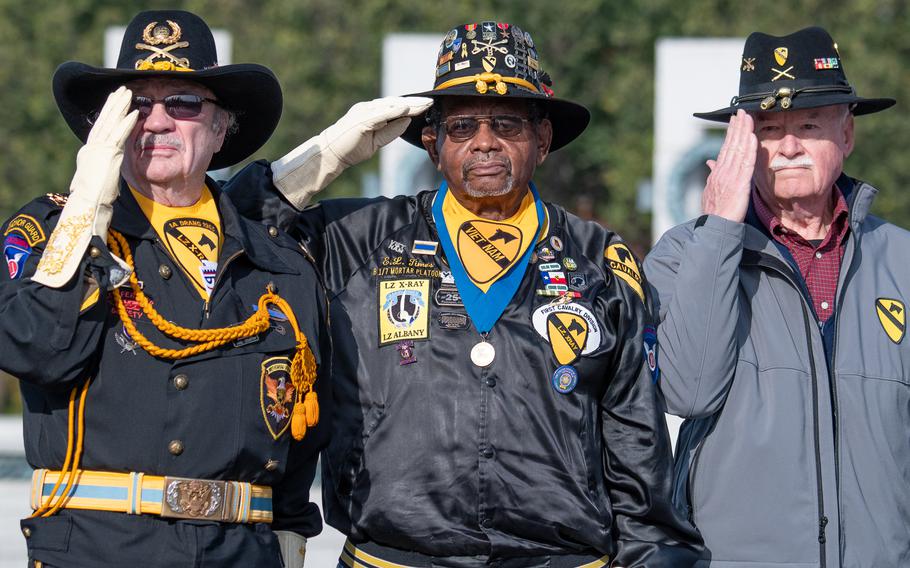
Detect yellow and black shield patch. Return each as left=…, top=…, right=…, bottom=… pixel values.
left=774, top=47, right=788, bottom=66
left=456, top=220, right=523, bottom=284
left=162, top=217, right=220, bottom=294
left=605, top=243, right=645, bottom=303
left=546, top=311, right=589, bottom=365
left=261, top=356, right=295, bottom=439
left=875, top=298, right=905, bottom=344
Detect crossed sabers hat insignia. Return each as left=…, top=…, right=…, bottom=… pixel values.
left=136, top=20, right=190, bottom=70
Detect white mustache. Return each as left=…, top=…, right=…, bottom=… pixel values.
left=136, top=134, right=183, bottom=151
left=770, top=156, right=813, bottom=171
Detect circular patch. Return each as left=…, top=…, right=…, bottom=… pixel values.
left=505, top=54, right=516, bottom=68
left=552, top=365, right=578, bottom=394
left=549, top=236, right=563, bottom=251
left=444, top=29, right=457, bottom=47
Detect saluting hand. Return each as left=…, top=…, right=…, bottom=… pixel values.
left=701, top=109, right=756, bottom=223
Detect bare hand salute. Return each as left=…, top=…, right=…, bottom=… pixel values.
left=701, top=109, right=757, bottom=222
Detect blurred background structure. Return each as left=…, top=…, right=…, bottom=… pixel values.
left=3, top=0, right=910, bottom=564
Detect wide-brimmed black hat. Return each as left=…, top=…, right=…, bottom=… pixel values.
left=53, top=10, right=282, bottom=170
left=401, top=21, right=590, bottom=151
left=695, top=26, right=895, bottom=122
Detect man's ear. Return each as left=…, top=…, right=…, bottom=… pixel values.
left=422, top=126, right=441, bottom=168
left=536, top=118, right=553, bottom=166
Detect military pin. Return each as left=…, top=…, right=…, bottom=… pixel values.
left=551, top=365, right=578, bottom=394
left=549, top=236, right=563, bottom=251
left=397, top=340, right=417, bottom=365
left=562, top=257, right=577, bottom=271
left=471, top=340, right=495, bottom=367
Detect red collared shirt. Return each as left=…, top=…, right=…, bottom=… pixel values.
left=753, top=188, right=850, bottom=323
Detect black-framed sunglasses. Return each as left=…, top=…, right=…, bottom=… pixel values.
left=441, top=115, right=533, bottom=141
left=130, top=94, right=221, bottom=120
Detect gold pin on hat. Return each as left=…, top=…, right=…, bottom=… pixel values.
left=774, top=47, right=788, bottom=66
left=142, top=20, right=182, bottom=45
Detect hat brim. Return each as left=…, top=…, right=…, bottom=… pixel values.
left=694, top=94, right=896, bottom=122
left=52, top=61, right=283, bottom=170
left=399, top=87, right=590, bottom=152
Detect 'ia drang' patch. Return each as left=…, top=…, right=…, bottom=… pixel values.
left=4, top=215, right=45, bottom=280
left=875, top=297, right=905, bottom=344
left=261, top=356, right=296, bottom=439
left=379, top=279, right=430, bottom=346
left=532, top=302, right=602, bottom=365
left=161, top=217, right=220, bottom=296
left=605, top=243, right=644, bottom=303
left=457, top=220, right=523, bottom=285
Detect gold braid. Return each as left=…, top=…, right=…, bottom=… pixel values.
left=107, top=229, right=318, bottom=440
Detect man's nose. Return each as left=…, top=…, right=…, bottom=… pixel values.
left=778, top=132, right=803, bottom=157
left=469, top=120, right=502, bottom=152
left=141, top=101, right=176, bottom=132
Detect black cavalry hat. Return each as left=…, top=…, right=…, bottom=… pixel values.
left=401, top=21, right=590, bottom=151
left=52, top=10, right=282, bottom=170
left=695, top=26, right=895, bottom=122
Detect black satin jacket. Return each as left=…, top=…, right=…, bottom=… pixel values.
left=228, top=161, right=704, bottom=566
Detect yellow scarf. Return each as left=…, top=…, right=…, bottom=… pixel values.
left=131, top=186, right=222, bottom=299
left=442, top=189, right=542, bottom=293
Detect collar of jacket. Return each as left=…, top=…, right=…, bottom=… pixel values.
left=110, top=177, right=298, bottom=275
left=741, top=172, right=876, bottom=257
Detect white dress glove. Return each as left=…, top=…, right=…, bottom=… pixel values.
left=34, top=86, right=138, bottom=288
left=270, top=96, right=433, bottom=209
left=275, top=530, right=306, bottom=568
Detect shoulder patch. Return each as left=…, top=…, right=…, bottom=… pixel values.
left=4, top=214, right=46, bottom=246
left=604, top=243, right=644, bottom=303
left=3, top=214, right=45, bottom=280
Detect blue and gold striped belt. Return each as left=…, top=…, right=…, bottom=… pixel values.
left=338, top=539, right=610, bottom=568
left=30, top=469, right=272, bottom=523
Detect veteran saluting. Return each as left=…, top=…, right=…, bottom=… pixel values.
left=230, top=20, right=704, bottom=567
left=1, top=10, right=329, bottom=567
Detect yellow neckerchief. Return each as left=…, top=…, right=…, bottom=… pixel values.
left=131, top=185, right=221, bottom=299
left=443, top=188, right=546, bottom=293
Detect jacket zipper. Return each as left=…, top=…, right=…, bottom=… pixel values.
left=750, top=254, right=828, bottom=567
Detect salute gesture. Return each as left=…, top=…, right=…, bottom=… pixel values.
left=701, top=109, right=756, bottom=223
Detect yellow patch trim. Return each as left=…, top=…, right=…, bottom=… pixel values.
left=605, top=243, right=644, bottom=303
left=4, top=214, right=45, bottom=245
left=378, top=279, right=430, bottom=346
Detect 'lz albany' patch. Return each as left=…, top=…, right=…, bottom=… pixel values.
left=875, top=298, right=905, bottom=344
left=532, top=302, right=602, bottom=364
left=457, top=220, right=523, bottom=284
left=261, top=356, right=296, bottom=439
left=379, top=279, right=430, bottom=346
left=604, top=243, right=645, bottom=303
left=3, top=215, right=45, bottom=280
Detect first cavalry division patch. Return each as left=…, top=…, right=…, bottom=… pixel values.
left=875, top=298, right=905, bottom=344
left=532, top=302, right=602, bottom=364
left=3, top=214, right=45, bottom=280
left=261, top=356, right=296, bottom=439
left=456, top=220, right=523, bottom=284
left=379, top=279, right=430, bottom=346
left=604, top=243, right=644, bottom=302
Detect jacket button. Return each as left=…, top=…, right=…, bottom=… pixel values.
left=486, top=377, right=496, bottom=388
left=481, top=447, right=494, bottom=459
left=173, top=374, right=189, bottom=390
left=21, top=527, right=31, bottom=538
left=158, top=264, right=173, bottom=279
left=268, top=226, right=279, bottom=238
left=481, top=518, right=493, bottom=528
left=265, top=459, right=279, bottom=471
left=89, top=246, right=102, bottom=259
left=168, top=440, right=184, bottom=455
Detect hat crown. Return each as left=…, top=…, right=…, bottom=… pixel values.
left=738, top=26, right=849, bottom=94
left=117, top=10, right=218, bottom=72
left=430, top=21, right=554, bottom=97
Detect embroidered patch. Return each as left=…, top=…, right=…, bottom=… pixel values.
left=456, top=220, right=523, bottom=284
left=4, top=234, right=31, bottom=279
left=261, top=356, right=295, bottom=440
left=379, top=279, right=430, bottom=345
left=643, top=325, right=659, bottom=383
left=532, top=302, right=602, bottom=362
left=604, top=243, right=645, bottom=303
left=875, top=298, right=905, bottom=344
left=4, top=214, right=46, bottom=246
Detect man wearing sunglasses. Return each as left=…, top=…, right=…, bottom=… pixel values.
left=229, top=21, right=704, bottom=567
left=0, top=10, right=351, bottom=568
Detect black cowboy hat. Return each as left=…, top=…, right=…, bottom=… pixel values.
left=52, top=9, right=282, bottom=170
left=400, top=21, right=590, bottom=151
left=695, top=26, right=894, bottom=122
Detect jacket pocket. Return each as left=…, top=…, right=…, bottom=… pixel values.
left=334, top=402, right=387, bottom=497
left=21, top=515, right=72, bottom=553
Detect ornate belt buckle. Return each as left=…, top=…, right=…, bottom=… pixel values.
left=161, top=476, right=229, bottom=521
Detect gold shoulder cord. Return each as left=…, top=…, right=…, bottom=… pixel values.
left=32, top=229, right=319, bottom=518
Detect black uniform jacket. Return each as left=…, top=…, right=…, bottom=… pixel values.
left=228, top=161, right=703, bottom=567
left=0, top=181, right=330, bottom=568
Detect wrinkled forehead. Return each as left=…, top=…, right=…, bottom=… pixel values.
left=123, top=77, right=215, bottom=98
left=438, top=96, right=532, bottom=117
